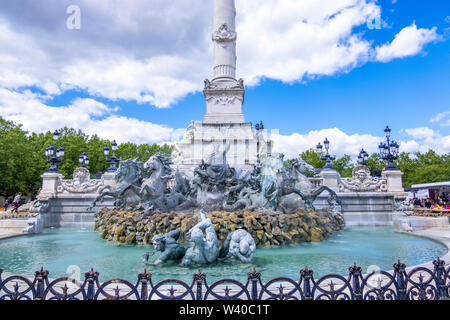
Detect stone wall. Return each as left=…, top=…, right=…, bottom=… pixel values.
left=94, top=208, right=345, bottom=246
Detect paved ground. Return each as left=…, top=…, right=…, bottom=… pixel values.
left=401, top=226, right=450, bottom=271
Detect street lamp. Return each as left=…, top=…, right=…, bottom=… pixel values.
left=104, top=140, right=120, bottom=172
left=358, top=148, right=369, bottom=166
left=255, top=120, right=264, bottom=132
left=45, top=130, right=65, bottom=173
left=316, top=138, right=336, bottom=169
left=78, top=152, right=90, bottom=168
left=378, top=126, right=400, bottom=170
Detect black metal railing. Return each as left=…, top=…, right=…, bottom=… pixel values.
left=0, top=259, right=449, bottom=300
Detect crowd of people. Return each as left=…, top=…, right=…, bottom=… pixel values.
left=411, top=194, right=450, bottom=210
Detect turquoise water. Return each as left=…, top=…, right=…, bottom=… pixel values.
left=0, top=227, right=446, bottom=283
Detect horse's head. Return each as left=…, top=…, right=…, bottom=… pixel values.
left=291, top=158, right=315, bottom=175
left=115, top=159, right=143, bottom=182
left=144, top=154, right=173, bottom=177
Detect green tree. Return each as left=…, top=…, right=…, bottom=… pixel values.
left=300, top=149, right=325, bottom=168
left=86, top=134, right=110, bottom=176
left=0, top=119, right=36, bottom=197
left=332, top=154, right=354, bottom=177
left=366, top=153, right=385, bottom=176
left=397, top=150, right=450, bottom=188
left=116, top=142, right=138, bottom=160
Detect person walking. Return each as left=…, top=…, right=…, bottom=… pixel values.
left=11, top=192, right=22, bottom=214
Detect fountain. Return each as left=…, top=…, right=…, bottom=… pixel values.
left=90, top=150, right=345, bottom=269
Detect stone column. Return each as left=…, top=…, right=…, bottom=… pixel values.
left=204, top=0, right=244, bottom=124
left=39, top=172, right=63, bottom=200
left=382, top=170, right=407, bottom=199
left=320, top=169, right=340, bottom=193
left=213, top=0, right=237, bottom=81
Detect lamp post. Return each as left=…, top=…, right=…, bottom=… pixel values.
left=255, top=120, right=264, bottom=132
left=78, top=152, right=90, bottom=168
left=104, top=140, right=120, bottom=172
left=316, top=138, right=336, bottom=169
left=358, top=148, right=369, bottom=166
left=45, top=130, right=65, bottom=173
left=378, top=126, right=400, bottom=170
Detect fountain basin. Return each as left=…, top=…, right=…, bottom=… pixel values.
left=0, top=226, right=446, bottom=283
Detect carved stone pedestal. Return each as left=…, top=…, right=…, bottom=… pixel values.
left=382, top=170, right=407, bottom=199
left=320, top=169, right=340, bottom=193
left=39, top=172, right=64, bottom=200
left=102, top=172, right=117, bottom=188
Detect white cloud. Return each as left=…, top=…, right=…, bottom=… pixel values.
left=0, top=0, right=446, bottom=151
left=270, top=128, right=383, bottom=159
left=375, top=23, right=440, bottom=62
left=236, top=0, right=378, bottom=84
left=0, top=0, right=440, bottom=108
left=402, top=127, right=450, bottom=154
left=0, top=88, right=174, bottom=144
left=404, top=127, right=436, bottom=140
left=269, top=126, right=450, bottom=159
left=430, top=111, right=450, bottom=127
left=2, top=87, right=448, bottom=156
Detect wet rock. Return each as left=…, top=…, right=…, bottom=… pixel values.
left=94, top=208, right=344, bottom=247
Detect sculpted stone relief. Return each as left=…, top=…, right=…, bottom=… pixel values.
left=204, top=78, right=244, bottom=91
left=56, top=167, right=103, bottom=194
left=212, top=23, right=237, bottom=42
left=142, top=210, right=257, bottom=266
left=338, top=165, right=387, bottom=192
left=205, top=94, right=243, bottom=105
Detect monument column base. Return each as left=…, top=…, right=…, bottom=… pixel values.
left=320, top=169, right=340, bottom=193
left=382, top=170, right=406, bottom=199
left=102, top=172, right=117, bottom=188
left=39, top=172, right=64, bottom=200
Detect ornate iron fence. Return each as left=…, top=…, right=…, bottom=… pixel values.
left=0, top=259, right=449, bottom=300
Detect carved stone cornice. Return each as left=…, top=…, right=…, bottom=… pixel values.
left=338, top=165, right=388, bottom=192
left=204, top=78, right=244, bottom=91
left=205, top=94, right=243, bottom=105
left=56, top=167, right=104, bottom=194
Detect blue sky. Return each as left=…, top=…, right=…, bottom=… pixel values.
left=0, top=0, right=449, bottom=158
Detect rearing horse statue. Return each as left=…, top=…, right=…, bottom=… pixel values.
left=140, top=154, right=174, bottom=210
left=88, top=159, right=144, bottom=211
left=282, top=157, right=341, bottom=209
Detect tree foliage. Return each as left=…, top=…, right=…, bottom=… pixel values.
left=396, top=150, right=450, bottom=188
left=0, top=117, right=174, bottom=198
left=299, top=148, right=449, bottom=185
left=0, top=116, right=448, bottom=197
